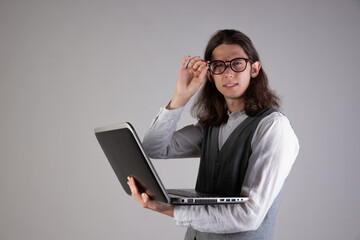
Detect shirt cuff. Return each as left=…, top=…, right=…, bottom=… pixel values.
left=173, top=205, right=191, bottom=227
left=156, top=106, right=185, bottom=122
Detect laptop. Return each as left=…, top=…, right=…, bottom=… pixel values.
left=94, top=122, right=249, bottom=205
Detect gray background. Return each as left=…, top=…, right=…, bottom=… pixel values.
left=1, top=0, right=359, bottom=239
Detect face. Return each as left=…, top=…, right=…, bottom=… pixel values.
left=209, top=44, right=261, bottom=112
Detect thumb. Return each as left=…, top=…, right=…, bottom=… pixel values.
left=141, top=193, right=149, bottom=202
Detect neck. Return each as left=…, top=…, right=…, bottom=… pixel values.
left=226, top=99, right=244, bottom=113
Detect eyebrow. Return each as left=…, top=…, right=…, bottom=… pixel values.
left=210, top=57, right=248, bottom=61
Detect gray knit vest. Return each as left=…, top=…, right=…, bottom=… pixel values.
left=186, top=107, right=283, bottom=240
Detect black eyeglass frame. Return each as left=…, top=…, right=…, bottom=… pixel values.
left=207, top=57, right=250, bottom=75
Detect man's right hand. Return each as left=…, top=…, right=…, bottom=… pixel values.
left=167, top=56, right=208, bottom=110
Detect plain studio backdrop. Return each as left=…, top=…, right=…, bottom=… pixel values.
left=1, top=0, right=359, bottom=239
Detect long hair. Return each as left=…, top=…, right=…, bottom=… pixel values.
left=191, top=29, right=280, bottom=126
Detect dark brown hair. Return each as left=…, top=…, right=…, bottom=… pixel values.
left=191, top=29, right=280, bottom=126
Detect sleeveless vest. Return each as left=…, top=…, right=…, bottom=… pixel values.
left=195, top=107, right=278, bottom=196
left=187, top=107, right=283, bottom=240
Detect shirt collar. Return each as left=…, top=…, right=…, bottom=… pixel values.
left=228, top=109, right=246, bottom=118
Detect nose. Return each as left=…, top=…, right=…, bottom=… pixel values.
left=223, top=63, right=234, bottom=76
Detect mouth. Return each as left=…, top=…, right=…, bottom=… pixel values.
left=223, top=83, right=238, bottom=88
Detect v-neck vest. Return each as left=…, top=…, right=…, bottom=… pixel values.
left=195, top=107, right=278, bottom=196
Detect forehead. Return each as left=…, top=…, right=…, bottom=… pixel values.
left=212, top=44, right=248, bottom=60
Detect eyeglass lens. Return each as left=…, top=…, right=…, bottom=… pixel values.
left=209, top=58, right=248, bottom=74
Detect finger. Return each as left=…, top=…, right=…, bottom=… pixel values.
left=127, top=177, right=141, bottom=198
left=192, top=59, right=207, bottom=71
left=197, top=62, right=208, bottom=72
left=187, top=56, right=202, bottom=69
left=180, top=56, right=191, bottom=69
left=198, top=65, right=209, bottom=81
left=127, top=177, right=135, bottom=193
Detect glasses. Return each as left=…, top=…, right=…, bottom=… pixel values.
left=208, top=58, right=250, bottom=75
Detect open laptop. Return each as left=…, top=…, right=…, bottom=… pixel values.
left=94, top=122, right=248, bottom=205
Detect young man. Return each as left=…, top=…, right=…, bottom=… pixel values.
left=128, top=29, right=299, bottom=240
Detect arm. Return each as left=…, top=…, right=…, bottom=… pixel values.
left=142, top=107, right=203, bottom=159
left=128, top=56, right=208, bottom=216
left=143, top=56, right=208, bottom=159
left=173, top=113, right=300, bottom=233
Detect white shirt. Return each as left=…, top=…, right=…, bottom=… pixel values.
left=143, top=106, right=299, bottom=234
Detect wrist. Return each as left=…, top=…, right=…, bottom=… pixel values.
left=163, top=205, right=174, bottom=217
left=152, top=202, right=174, bottom=217
left=167, top=93, right=191, bottom=110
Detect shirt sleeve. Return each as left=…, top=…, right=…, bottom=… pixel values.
left=142, top=106, right=203, bottom=159
left=173, top=112, right=300, bottom=233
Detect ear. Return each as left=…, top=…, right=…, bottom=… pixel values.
left=251, top=61, right=261, bottom=78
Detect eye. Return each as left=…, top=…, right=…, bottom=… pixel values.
left=233, top=59, right=245, bottom=66
left=213, top=61, right=223, bottom=67
left=231, top=58, right=247, bottom=71
left=211, top=61, right=224, bottom=70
